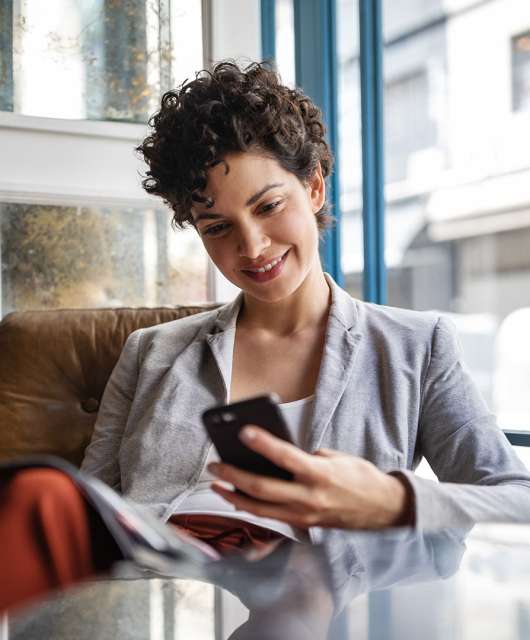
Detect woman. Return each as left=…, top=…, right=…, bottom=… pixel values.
left=2, top=60, right=530, bottom=614
left=81, top=60, right=412, bottom=542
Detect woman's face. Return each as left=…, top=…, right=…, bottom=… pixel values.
left=191, top=151, right=326, bottom=304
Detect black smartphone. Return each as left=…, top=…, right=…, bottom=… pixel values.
left=202, top=394, right=294, bottom=481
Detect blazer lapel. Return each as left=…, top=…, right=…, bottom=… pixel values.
left=305, top=276, right=362, bottom=452
left=204, top=292, right=244, bottom=402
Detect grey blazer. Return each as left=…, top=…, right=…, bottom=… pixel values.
left=81, top=275, right=530, bottom=539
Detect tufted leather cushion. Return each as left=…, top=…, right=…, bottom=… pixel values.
left=0, top=305, right=219, bottom=466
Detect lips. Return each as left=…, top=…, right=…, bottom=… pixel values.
left=241, top=250, right=289, bottom=283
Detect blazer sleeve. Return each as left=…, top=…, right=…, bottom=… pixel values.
left=398, top=315, right=530, bottom=529
left=80, top=329, right=143, bottom=490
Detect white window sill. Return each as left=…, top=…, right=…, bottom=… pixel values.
left=0, top=111, right=148, bottom=141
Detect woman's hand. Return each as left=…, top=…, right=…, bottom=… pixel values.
left=208, top=426, right=412, bottom=530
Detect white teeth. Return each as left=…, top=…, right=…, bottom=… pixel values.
left=247, top=255, right=283, bottom=273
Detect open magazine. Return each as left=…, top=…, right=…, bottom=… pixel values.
left=0, top=455, right=220, bottom=578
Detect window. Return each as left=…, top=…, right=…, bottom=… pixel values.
left=0, top=1, right=208, bottom=317
left=0, top=202, right=208, bottom=314
left=0, top=0, right=202, bottom=123
left=384, top=1, right=530, bottom=433
left=512, top=30, right=530, bottom=112
left=275, top=0, right=295, bottom=87
left=338, top=0, right=363, bottom=300
left=385, top=71, right=437, bottom=184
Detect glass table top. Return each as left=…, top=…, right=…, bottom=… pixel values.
left=5, top=523, right=530, bottom=640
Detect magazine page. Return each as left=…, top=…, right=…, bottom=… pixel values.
left=0, top=455, right=218, bottom=575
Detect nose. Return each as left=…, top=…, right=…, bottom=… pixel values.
left=237, top=222, right=271, bottom=259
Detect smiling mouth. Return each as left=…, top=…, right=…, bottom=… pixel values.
left=240, top=250, right=290, bottom=282
left=241, top=251, right=289, bottom=273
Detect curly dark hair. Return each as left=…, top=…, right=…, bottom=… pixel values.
left=136, top=61, right=334, bottom=232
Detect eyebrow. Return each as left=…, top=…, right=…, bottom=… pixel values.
left=192, top=183, right=284, bottom=224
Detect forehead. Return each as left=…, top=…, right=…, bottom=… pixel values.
left=198, top=152, right=294, bottom=205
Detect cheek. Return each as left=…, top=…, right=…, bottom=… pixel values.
left=202, top=241, right=225, bottom=267
left=283, top=208, right=319, bottom=248
left=202, top=241, right=238, bottom=277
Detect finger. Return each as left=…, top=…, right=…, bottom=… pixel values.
left=238, top=426, right=315, bottom=478
left=211, top=482, right=313, bottom=528
left=313, top=448, right=341, bottom=458
left=208, top=462, right=312, bottom=504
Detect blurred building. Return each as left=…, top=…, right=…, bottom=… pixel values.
left=338, top=0, right=530, bottom=419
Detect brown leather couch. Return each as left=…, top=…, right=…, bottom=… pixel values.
left=0, top=305, right=218, bottom=465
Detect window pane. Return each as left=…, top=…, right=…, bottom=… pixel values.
left=385, top=71, right=436, bottom=183
left=0, top=1, right=13, bottom=111
left=512, top=30, right=530, bottom=112
left=0, top=202, right=208, bottom=315
left=337, top=0, right=364, bottom=300
left=275, top=0, right=295, bottom=87
left=2, top=0, right=203, bottom=123
left=383, top=1, right=530, bottom=430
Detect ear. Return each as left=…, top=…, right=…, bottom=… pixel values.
left=307, top=163, right=326, bottom=213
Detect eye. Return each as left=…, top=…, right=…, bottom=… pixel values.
left=259, top=199, right=283, bottom=214
left=202, top=222, right=230, bottom=237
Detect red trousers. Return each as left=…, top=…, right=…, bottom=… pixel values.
left=0, top=468, right=284, bottom=615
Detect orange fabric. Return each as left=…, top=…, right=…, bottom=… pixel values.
left=0, top=468, right=118, bottom=614
left=169, top=513, right=285, bottom=555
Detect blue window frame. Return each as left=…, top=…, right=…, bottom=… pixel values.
left=358, top=0, right=385, bottom=305
left=261, top=0, right=276, bottom=64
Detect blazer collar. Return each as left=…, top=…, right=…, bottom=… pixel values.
left=323, top=272, right=359, bottom=331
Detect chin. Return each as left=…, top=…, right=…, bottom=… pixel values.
left=246, top=276, right=308, bottom=304
left=252, top=289, right=294, bottom=304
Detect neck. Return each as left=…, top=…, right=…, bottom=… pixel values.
left=238, top=264, right=331, bottom=337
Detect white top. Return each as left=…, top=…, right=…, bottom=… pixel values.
left=174, top=395, right=315, bottom=541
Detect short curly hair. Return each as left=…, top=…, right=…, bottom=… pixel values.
left=136, top=61, right=334, bottom=232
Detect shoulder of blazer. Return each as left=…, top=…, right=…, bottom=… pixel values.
left=133, top=306, right=225, bottom=359
left=355, top=298, right=441, bottom=346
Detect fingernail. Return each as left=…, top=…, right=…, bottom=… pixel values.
left=240, top=426, right=257, bottom=442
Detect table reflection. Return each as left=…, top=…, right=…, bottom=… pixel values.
left=7, top=524, right=530, bottom=640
